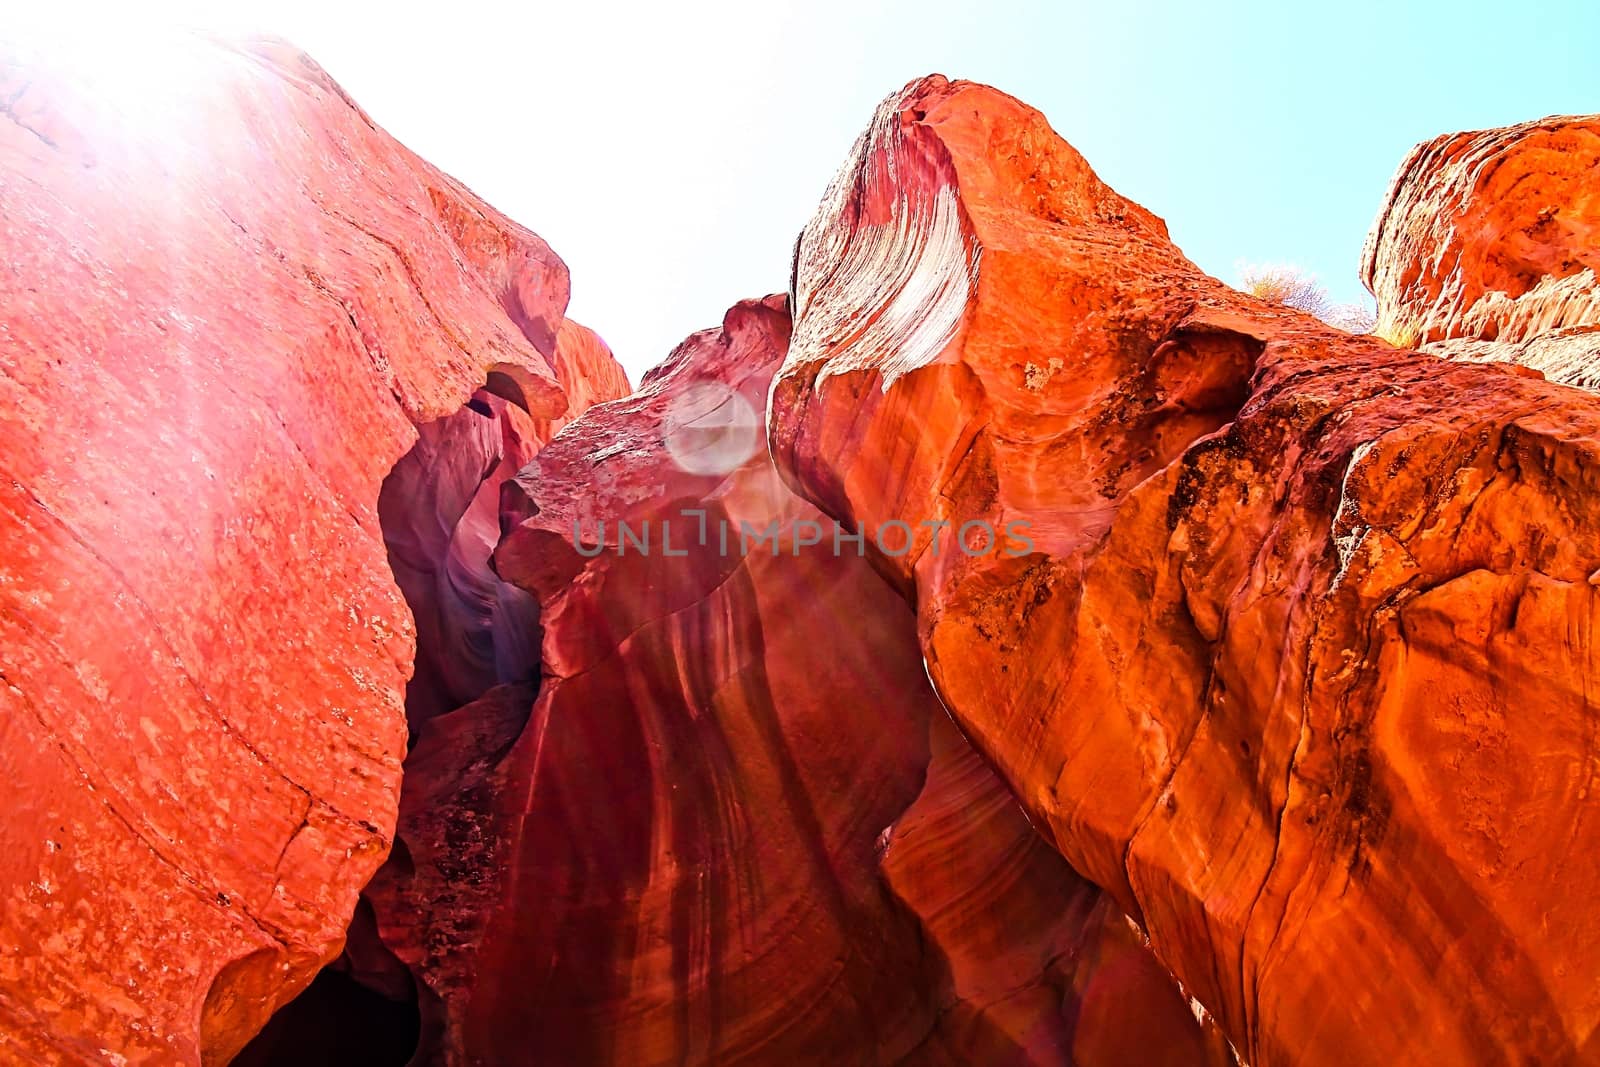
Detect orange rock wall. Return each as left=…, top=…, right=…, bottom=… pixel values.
left=771, top=76, right=1600, bottom=1066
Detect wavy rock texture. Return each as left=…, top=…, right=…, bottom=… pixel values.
left=770, top=76, right=1600, bottom=1066
left=363, top=295, right=1225, bottom=1065
left=0, top=32, right=585, bottom=1064
left=379, top=392, right=546, bottom=729
left=1361, top=114, right=1600, bottom=385
left=379, top=322, right=629, bottom=728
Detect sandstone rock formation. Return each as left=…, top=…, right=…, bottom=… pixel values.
left=363, top=295, right=1226, bottom=1066
left=0, top=32, right=608, bottom=1064
left=1362, top=114, right=1600, bottom=386
left=770, top=75, right=1600, bottom=1065
left=11, top=21, right=1600, bottom=1067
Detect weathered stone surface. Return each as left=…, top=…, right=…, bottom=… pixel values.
left=22, top=22, right=1600, bottom=1066
left=881, top=712, right=1235, bottom=1067
left=771, top=76, right=1600, bottom=1065
left=0, top=32, right=584, bottom=1064
left=365, top=295, right=1224, bottom=1065
left=1362, top=114, right=1600, bottom=385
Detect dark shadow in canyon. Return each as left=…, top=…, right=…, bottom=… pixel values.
left=229, top=960, right=420, bottom=1067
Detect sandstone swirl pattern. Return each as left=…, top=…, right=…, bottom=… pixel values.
left=770, top=76, right=1600, bottom=1066
left=8, top=28, right=1600, bottom=1067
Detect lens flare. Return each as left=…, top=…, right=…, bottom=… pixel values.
left=662, top=380, right=761, bottom=476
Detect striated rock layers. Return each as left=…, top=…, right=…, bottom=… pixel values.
left=0, top=32, right=611, bottom=1064
left=1362, top=113, right=1600, bottom=386
left=769, top=76, right=1600, bottom=1065
left=364, top=294, right=1228, bottom=1065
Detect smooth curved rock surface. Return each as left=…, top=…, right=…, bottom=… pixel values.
left=1361, top=114, right=1600, bottom=386
left=0, top=31, right=580, bottom=1064
left=379, top=324, right=628, bottom=728
left=377, top=391, right=547, bottom=733
left=771, top=76, right=1600, bottom=1066
left=364, top=295, right=1225, bottom=1065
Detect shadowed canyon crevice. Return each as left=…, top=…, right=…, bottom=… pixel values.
left=342, top=294, right=1227, bottom=1065
left=236, top=146, right=633, bottom=1067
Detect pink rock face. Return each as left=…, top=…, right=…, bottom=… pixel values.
left=0, top=32, right=585, bottom=1064
left=1361, top=114, right=1600, bottom=385
left=770, top=76, right=1600, bottom=1066
left=365, top=296, right=1225, bottom=1065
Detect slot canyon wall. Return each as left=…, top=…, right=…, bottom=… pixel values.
left=767, top=76, right=1600, bottom=1066
left=0, top=32, right=616, bottom=1064
left=3, top=27, right=1600, bottom=1067
left=368, top=292, right=1225, bottom=1066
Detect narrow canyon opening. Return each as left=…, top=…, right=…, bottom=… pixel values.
left=236, top=384, right=545, bottom=1063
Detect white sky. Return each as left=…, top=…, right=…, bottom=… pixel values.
left=24, top=1, right=1590, bottom=381
left=24, top=1, right=1008, bottom=380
